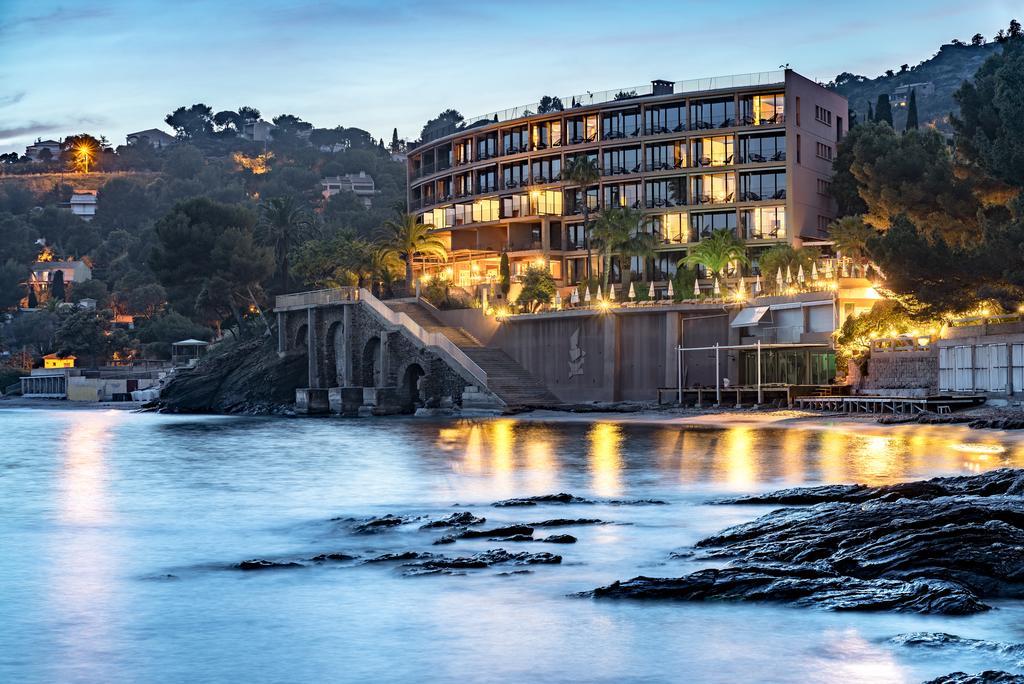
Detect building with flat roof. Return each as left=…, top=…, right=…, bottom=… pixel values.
left=321, top=172, right=376, bottom=208
left=25, top=139, right=61, bottom=162
left=406, top=69, right=846, bottom=289
left=69, top=192, right=97, bottom=220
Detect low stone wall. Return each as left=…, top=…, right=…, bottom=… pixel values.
left=861, top=350, right=938, bottom=393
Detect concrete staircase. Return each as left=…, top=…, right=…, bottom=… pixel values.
left=386, top=301, right=560, bottom=407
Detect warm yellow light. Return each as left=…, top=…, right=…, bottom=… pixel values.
left=420, top=273, right=432, bottom=283
left=533, top=258, right=545, bottom=268
left=597, top=299, right=612, bottom=311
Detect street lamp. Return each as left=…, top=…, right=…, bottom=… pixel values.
left=75, top=143, right=95, bottom=173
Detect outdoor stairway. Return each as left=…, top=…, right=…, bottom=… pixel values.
left=385, top=300, right=561, bottom=407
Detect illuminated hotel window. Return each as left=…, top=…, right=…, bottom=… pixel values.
left=530, top=189, right=563, bottom=216
left=662, top=212, right=689, bottom=243
left=739, top=93, right=785, bottom=126
left=454, top=139, right=472, bottom=165
left=453, top=203, right=474, bottom=225
left=691, top=136, right=735, bottom=166
left=531, top=120, right=562, bottom=150
left=472, top=198, right=500, bottom=222
left=741, top=206, right=786, bottom=240
left=502, top=194, right=529, bottom=218
left=691, top=173, right=735, bottom=204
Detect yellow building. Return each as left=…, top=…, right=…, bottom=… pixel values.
left=43, top=354, right=76, bottom=369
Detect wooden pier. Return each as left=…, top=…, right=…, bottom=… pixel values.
left=794, top=395, right=985, bottom=415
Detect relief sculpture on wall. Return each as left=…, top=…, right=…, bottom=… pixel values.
left=568, top=327, right=585, bottom=378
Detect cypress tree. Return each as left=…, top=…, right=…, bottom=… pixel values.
left=499, top=253, right=510, bottom=297
left=390, top=127, right=399, bottom=152
left=875, top=93, right=893, bottom=126
left=867, top=101, right=874, bottom=122
left=50, top=269, right=66, bottom=303
left=905, top=89, right=919, bottom=130
left=27, top=287, right=37, bottom=309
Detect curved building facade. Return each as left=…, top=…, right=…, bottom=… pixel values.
left=407, top=69, right=846, bottom=289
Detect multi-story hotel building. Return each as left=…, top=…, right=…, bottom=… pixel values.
left=407, top=69, right=847, bottom=289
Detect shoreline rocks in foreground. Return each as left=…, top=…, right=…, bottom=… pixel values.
left=584, top=469, right=1024, bottom=615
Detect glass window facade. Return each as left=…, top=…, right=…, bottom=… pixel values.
left=654, top=251, right=685, bottom=279
left=502, top=194, right=529, bottom=218
left=476, top=167, right=497, bottom=194
left=602, top=146, right=641, bottom=175
left=645, top=141, right=687, bottom=171
left=531, top=120, right=562, bottom=150
left=644, top=177, right=686, bottom=208
left=691, top=136, right=735, bottom=166
left=531, top=156, right=561, bottom=183
left=501, top=161, right=528, bottom=188
left=566, top=223, right=587, bottom=250
left=603, top=182, right=641, bottom=209
left=601, top=109, right=641, bottom=140
left=691, top=173, right=735, bottom=204
left=472, top=198, right=500, bottom=222
left=530, top=189, right=563, bottom=215
left=739, top=132, right=786, bottom=163
left=567, top=115, right=599, bottom=144
left=690, top=97, right=735, bottom=130
left=502, top=126, right=528, bottom=155
left=644, top=104, right=686, bottom=134
left=741, top=206, right=786, bottom=240
left=691, top=211, right=737, bottom=240
left=739, top=171, right=786, bottom=201
left=476, top=134, right=497, bottom=160
left=739, top=93, right=785, bottom=126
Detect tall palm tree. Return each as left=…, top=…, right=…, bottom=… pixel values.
left=563, top=156, right=601, bottom=279
left=258, top=196, right=314, bottom=293
left=682, top=228, right=749, bottom=278
left=375, top=213, right=447, bottom=290
left=828, top=215, right=876, bottom=266
left=590, top=207, right=658, bottom=287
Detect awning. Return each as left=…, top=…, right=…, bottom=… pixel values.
left=731, top=306, right=771, bottom=328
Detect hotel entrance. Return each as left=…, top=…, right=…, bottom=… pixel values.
left=740, top=347, right=836, bottom=385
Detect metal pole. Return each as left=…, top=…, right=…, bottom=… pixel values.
left=676, top=345, right=683, bottom=405
left=757, top=340, right=763, bottom=405
left=715, top=343, right=721, bottom=405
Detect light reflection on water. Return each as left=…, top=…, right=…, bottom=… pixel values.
left=2, top=408, right=1024, bottom=683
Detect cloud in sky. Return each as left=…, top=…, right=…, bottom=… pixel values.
left=0, top=0, right=1014, bottom=154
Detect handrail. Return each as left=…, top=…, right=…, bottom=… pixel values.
left=275, top=287, right=359, bottom=311
left=358, top=289, right=489, bottom=389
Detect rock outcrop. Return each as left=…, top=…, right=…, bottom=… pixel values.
left=585, top=470, right=1024, bottom=615
left=160, top=336, right=306, bottom=415
left=923, top=673, right=1024, bottom=684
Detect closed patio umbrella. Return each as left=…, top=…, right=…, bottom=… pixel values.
left=713, top=278, right=721, bottom=296
left=647, top=282, right=655, bottom=300
left=571, top=287, right=580, bottom=305
left=554, top=292, right=562, bottom=308
left=811, top=263, right=819, bottom=280
left=667, top=279, right=674, bottom=299
left=786, top=265, right=793, bottom=284
left=609, top=283, right=616, bottom=301
left=584, top=286, right=592, bottom=303
left=824, top=260, right=833, bottom=279
left=754, top=274, right=762, bottom=293
left=776, top=267, right=784, bottom=289
left=596, top=287, right=603, bottom=301
left=797, top=265, right=805, bottom=283
left=628, top=282, right=636, bottom=300
left=693, top=278, right=700, bottom=298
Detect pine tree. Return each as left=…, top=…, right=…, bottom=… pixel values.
left=499, top=253, right=510, bottom=296
left=874, top=93, right=893, bottom=126
left=905, top=89, right=919, bottom=130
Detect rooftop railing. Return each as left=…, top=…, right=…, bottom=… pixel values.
left=415, top=70, right=786, bottom=145
left=274, top=287, right=359, bottom=311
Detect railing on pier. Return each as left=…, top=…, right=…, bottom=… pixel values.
left=358, top=288, right=489, bottom=389
left=274, top=287, right=359, bottom=311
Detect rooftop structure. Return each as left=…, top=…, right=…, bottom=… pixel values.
left=242, top=120, right=275, bottom=142
left=321, top=172, right=376, bottom=208
left=69, top=192, right=97, bottom=220
left=406, top=69, right=847, bottom=290
left=24, top=139, right=61, bottom=162
left=126, top=128, right=176, bottom=148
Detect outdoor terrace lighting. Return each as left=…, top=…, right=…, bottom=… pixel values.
left=917, top=336, right=931, bottom=347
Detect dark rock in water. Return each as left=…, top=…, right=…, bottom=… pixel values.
left=541, top=534, right=577, bottom=544
left=353, top=514, right=409, bottom=534
left=493, top=493, right=667, bottom=507
left=490, top=534, right=535, bottom=542
left=159, top=335, right=306, bottom=415
left=402, top=548, right=562, bottom=576
left=457, top=524, right=534, bottom=539
left=433, top=535, right=456, bottom=545
left=923, top=673, right=1024, bottom=684
left=309, top=552, right=357, bottom=563
left=889, top=632, right=1024, bottom=664
left=531, top=518, right=606, bottom=527
left=716, top=468, right=1024, bottom=505
left=420, top=512, right=486, bottom=529
left=493, top=493, right=591, bottom=507
left=588, top=470, right=1024, bottom=615
left=235, top=559, right=304, bottom=571
left=364, top=551, right=435, bottom=563
left=583, top=565, right=986, bottom=614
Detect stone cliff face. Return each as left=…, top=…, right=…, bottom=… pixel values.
left=159, top=336, right=306, bottom=415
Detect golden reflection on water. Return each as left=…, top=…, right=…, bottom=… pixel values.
left=589, top=423, right=622, bottom=496
left=60, top=410, right=116, bottom=523
left=433, top=419, right=1024, bottom=491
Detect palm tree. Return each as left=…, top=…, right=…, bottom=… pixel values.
left=375, top=213, right=447, bottom=290
left=563, top=156, right=601, bottom=279
left=682, top=228, right=749, bottom=278
left=590, top=207, right=658, bottom=287
left=258, top=196, right=314, bottom=293
left=828, top=215, right=876, bottom=266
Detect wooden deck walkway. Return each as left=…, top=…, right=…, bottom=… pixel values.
left=794, top=395, right=985, bottom=415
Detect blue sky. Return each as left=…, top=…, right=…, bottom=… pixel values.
left=0, top=0, right=1016, bottom=154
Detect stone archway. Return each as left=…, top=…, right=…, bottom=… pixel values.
left=324, top=321, right=344, bottom=387
left=361, top=336, right=381, bottom=387
left=400, top=362, right=425, bottom=413
left=294, top=323, right=308, bottom=350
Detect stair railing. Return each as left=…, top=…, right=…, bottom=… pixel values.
left=358, top=289, right=489, bottom=388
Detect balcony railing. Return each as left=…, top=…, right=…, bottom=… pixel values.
left=740, top=151, right=787, bottom=164
left=275, top=287, right=359, bottom=311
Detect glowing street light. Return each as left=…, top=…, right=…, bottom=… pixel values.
left=74, top=143, right=95, bottom=174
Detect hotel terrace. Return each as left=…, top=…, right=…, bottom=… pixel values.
left=407, top=69, right=847, bottom=290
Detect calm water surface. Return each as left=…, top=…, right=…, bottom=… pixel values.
left=3, top=408, right=1024, bottom=683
